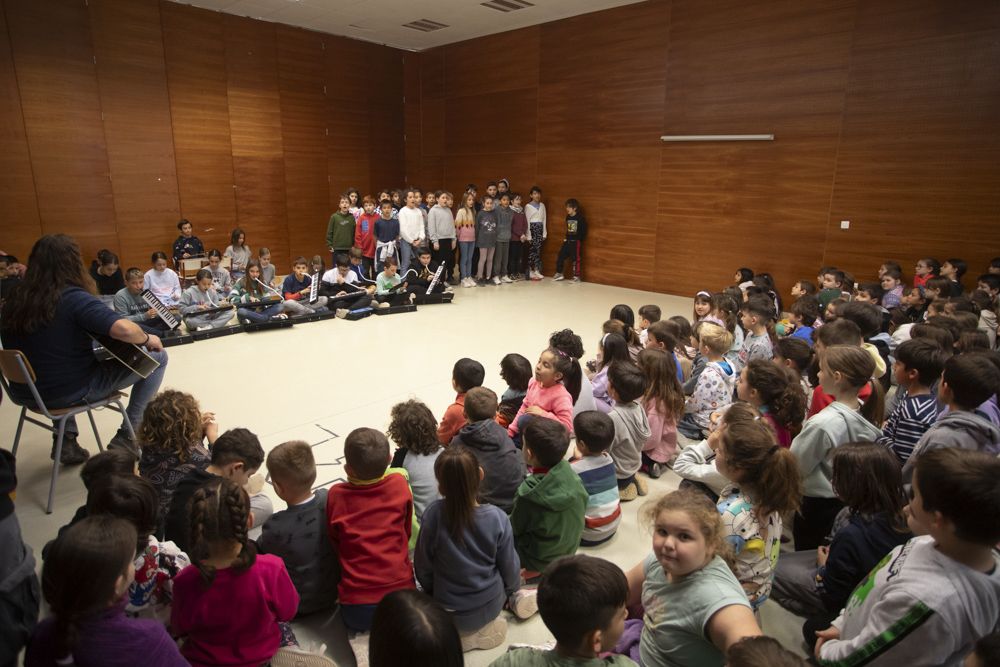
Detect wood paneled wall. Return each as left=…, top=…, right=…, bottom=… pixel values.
left=404, top=0, right=1000, bottom=296
left=0, top=0, right=404, bottom=271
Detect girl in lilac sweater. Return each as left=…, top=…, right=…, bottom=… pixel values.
left=26, top=516, right=187, bottom=667
left=508, top=348, right=575, bottom=437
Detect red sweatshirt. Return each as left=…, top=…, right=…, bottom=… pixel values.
left=355, top=212, right=378, bottom=258
left=326, top=473, right=415, bottom=604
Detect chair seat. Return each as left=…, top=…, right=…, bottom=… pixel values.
left=24, top=391, right=128, bottom=417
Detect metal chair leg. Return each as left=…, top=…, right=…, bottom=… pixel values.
left=87, top=409, right=104, bottom=452
left=48, top=419, right=67, bottom=514
left=120, top=401, right=137, bottom=441
left=12, top=406, right=27, bottom=455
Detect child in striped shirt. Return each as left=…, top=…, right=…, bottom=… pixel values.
left=877, top=339, right=946, bottom=464
left=570, top=411, right=620, bottom=547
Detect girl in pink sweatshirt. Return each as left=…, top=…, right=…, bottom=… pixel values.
left=508, top=347, right=575, bottom=438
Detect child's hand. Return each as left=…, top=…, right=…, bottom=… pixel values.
left=816, top=545, right=830, bottom=567
left=526, top=406, right=546, bottom=416
left=814, top=626, right=840, bottom=659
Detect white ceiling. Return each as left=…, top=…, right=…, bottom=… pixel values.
left=167, top=0, right=648, bottom=51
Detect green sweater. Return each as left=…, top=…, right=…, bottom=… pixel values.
left=327, top=212, right=356, bottom=250
left=510, top=459, right=588, bottom=572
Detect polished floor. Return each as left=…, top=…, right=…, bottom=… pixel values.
left=3, top=278, right=807, bottom=666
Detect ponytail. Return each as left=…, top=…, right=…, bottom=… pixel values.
left=434, top=448, right=480, bottom=545
left=859, top=378, right=885, bottom=426
left=745, top=360, right=806, bottom=436
left=720, top=404, right=802, bottom=517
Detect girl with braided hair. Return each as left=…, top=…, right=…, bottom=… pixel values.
left=25, top=515, right=187, bottom=667
left=171, top=478, right=333, bottom=667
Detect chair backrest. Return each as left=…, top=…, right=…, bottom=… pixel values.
left=0, top=349, right=36, bottom=384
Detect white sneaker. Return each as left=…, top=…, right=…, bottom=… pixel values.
left=462, top=278, right=473, bottom=288
left=347, top=633, right=370, bottom=667
left=461, top=616, right=508, bottom=652
left=492, top=276, right=501, bottom=285
left=572, top=276, right=581, bottom=283
left=552, top=273, right=564, bottom=281
left=509, top=588, right=539, bottom=619
left=271, top=645, right=336, bottom=667
left=501, top=275, right=512, bottom=283
left=376, top=302, right=390, bottom=310
left=335, top=308, right=349, bottom=318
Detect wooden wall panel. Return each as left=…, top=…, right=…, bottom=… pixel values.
left=824, top=22, right=1000, bottom=283
left=445, top=88, right=536, bottom=156
left=224, top=15, right=288, bottom=267
left=443, top=27, right=539, bottom=98
left=277, top=25, right=328, bottom=262
left=365, top=44, right=404, bottom=192
left=653, top=0, right=855, bottom=297
left=538, top=2, right=669, bottom=151
left=89, top=0, right=180, bottom=268
left=6, top=0, right=117, bottom=262
left=0, top=5, right=40, bottom=261
left=326, top=36, right=372, bottom=197
left=161, top=2, right=236, bottom=256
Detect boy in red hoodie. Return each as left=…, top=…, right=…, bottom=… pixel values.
left=326, top=427, right=414, bottom=640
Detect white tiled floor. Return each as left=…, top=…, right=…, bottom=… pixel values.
left=3, top=278, right=807, bottom=666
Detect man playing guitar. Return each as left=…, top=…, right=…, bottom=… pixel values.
left=0, top=235, right=168, bottom=464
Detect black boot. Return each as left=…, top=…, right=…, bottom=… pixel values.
left=51, top=434, right=89, bottom=465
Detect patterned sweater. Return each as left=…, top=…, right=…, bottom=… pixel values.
left=685, top=359, right=736, bottom=429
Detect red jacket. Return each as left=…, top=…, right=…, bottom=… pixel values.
left=355, top=212, right=378, bottom=258
left=326, top=473, right=414, bottom=604
left=437, top=393, right=466, bottom=445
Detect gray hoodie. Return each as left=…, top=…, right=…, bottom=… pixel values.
left=791, top=402, right=883, bottom=497
left=820, top=535, right=1000, bottom=667
left=608, top=400, right=652, bottom=479
left=427, top=204, right=456, bottom=242
left=902, top=410, right=1000, bottom=484
left=450, top=419, right=526, bottom=513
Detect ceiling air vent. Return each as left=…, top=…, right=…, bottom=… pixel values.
left=481, top=0, right=534, bottom=12
left=402, top=19, right=449, bottom=32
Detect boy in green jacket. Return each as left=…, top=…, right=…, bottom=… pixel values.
left=511, top=418, right=588, bottom=577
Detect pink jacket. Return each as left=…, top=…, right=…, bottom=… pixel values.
left=643, top=397, right=679, bottom=463
left=507, top=378, right=574, bottom=436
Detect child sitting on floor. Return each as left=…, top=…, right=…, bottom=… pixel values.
left=815, top=449, right=1000, bottom=666
left=511, top=418, right=588, bottom=578
left=450, top=387, right=526, bottom=514
left=606, top=362, right=652, bottom=502
left=326, top=427, right=415, bottom=637
left=490, top=555, right=634, bottom=667
left=678, top=323, right=736, bottom=441
left=388, top=399, right=443, bottom=521
left=438, top=358, right=485, bottom=445
left=571, top=410, right=621, bottom=547
left=259, top=440, right=339, bottom=617
left=497, top=353, right=532, bottom=427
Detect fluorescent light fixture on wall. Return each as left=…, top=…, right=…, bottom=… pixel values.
left=660, top=134, right=774, bottom=141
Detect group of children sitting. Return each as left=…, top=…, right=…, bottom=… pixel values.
left=6, top=252, right=1000, bottom=667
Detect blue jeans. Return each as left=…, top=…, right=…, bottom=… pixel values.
left=14, top=350, right=169, bottom=438
left=459, top=241, right=475, bottom=279
left=399, top=241, right=416, bottom=276
left=238, top=304, right=282, bottom=323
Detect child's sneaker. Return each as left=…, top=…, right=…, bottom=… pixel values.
left=376, top=302, right=390, bottom=309
left=619, top=482, right=638, bottom=502
left=347, top=633, right=369, bottom=667
left=271, top=646, right=336, bottom=667
left=509, top=588, right=539, bottom=619
left=460, top=616, right=508, bottom=652
left=492, top=276, right=501, bottom=285
left=552, top=273, right=564, bottom=281
left=501, top=275, right=513, bottom=283
left=532, top=271, right=543, bottom=280
left=571, top=276, right=580, bottom=283
left=335, top=308, right=349, bottom=318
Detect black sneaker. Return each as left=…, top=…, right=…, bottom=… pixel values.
left=51, top=436, right=90, bottom=465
